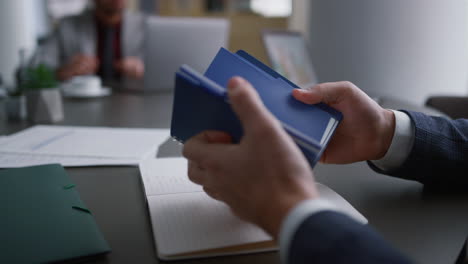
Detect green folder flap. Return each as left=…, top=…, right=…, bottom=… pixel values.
left=1, top=164, right=110, bottom=264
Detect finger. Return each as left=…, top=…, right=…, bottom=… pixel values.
left=292, top=81, right=354, bottom=105
left=135, top=62, right=144, bottom=77
left=182, top=131, right=232, bottom=162
left=203, top=186, right=222, bottom=201
left=319, top=151, right=327, bottom=163
left=82, top=60, right=93, bottom=71
left=94, top=58, right=100, bottom=69
left=76, top=62, right=88, bottom=74
left=131, top=65, right=139, bottom=78
left=187, top=160, right=206, bottom=185
left=81, top=63, right=94, bottom=74
left=89, top=57, right=99, bottom=70
left=292, top=88, right=321, bottom=105
left=71, top=55, right=84, bottom=64
left=227, top=76, right=278, bottom=133
left=76, top=55, right=92, bottom=67
left=114, top=60, right=123, bottom=71
left=82, top=57, right=96, bottom=70
left=82, top=55, right=96, bottom=62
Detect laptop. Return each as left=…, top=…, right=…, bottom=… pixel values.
left=144, top=16, right=230, bottom=92
left=262, top=30, right=318, bottom=88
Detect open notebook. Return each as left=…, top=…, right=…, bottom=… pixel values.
left=139, top=158, right=367, bottom=260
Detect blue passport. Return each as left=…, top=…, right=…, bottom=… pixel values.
left=171, top=48, right=342, bottom=167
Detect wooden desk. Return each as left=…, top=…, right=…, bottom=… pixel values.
left=1, top=93, right=467, bottom=264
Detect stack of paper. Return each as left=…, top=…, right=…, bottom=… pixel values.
left=139, top=157, right=367, bottom=260
left=0, top=125, right=170, bottom=168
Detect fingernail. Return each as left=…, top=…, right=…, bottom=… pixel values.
left=229, top=77, right=244, bottom=89
left=293, top=88, right=305, bottom=94
left=228, top=83, right=242, bottom=96
left=229, top=84, right=242, bottom=94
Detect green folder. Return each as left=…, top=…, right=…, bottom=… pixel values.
left=1, top=164, right=110, bottom=263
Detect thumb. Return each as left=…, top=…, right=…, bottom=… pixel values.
left=292, top=81, right=353, bottom=105
left=227, top=76, right=277, bottom=133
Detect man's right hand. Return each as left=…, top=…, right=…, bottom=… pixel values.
left=57, top=55, right=99, bottom=81
left=293, top=81, right=396, bottom=164
left=183, top=77, right=318, bottom=238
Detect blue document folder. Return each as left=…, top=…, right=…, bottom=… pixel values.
left=171, top=48, right=342, bottom=167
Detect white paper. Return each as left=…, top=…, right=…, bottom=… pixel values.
left=148, top=193, right=272, bottom=256
left=1, top=125, right=169, bottom=158
left=139, top=157, right=367, bottom=259
left=0, top=152, right=141, bottom=168
left=0, top=136, right=8, bottom=144
left=0, top=125, right=170, bottom=167
left=139, top=157, right=274, bottom=258
left=139, top=157, right=202, bottom=196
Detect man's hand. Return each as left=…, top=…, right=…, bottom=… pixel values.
left=183, top=77, right=318, bottom=238
left=293, top=81, right=395, bottom=164
left=114, top=56, right=144, bottom=79
left=57, top=54, right=99, bottom=81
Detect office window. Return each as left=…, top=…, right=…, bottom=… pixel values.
left=250, top=0, right=291, bottom=17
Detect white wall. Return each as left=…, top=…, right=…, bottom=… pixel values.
left=31, top=0, right=51, bottom=40
left=0, top=0, right=37, bottom=87
left=307, top=0, right=468, bottom=105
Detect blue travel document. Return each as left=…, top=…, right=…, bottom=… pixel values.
left=171, top=48, right=342, bottom=167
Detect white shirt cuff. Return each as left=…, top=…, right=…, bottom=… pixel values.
left=278, top=199, right=337, bottom=264
left=371, top=110, right=415, bottom=171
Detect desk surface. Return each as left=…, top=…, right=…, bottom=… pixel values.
left=1, top=93, right=468, bottom=264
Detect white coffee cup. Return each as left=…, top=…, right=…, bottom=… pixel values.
left=61, top=75, right=102, bottom=95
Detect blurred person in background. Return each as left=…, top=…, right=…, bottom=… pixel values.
left=40, top=0, right=146, bottom=84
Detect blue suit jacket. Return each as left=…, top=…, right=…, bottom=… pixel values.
left=289, top=112, right=468, bottom=263
left=372, top=111, right=468, bottom=186
left=289, top=211, right=410, bottom=264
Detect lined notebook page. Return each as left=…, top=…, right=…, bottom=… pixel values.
left=139, top=158, right=273, bottom=259
left=148, top=192, right=272, bottom=257
left=139, top=157, right=367, bottom=259
left=139, top=157, right=202, bottom=196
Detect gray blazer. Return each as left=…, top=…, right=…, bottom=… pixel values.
left=37, top=9, right=146, bottom=87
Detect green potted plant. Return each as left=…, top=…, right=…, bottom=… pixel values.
left=23, top=64, right=64, bottom=123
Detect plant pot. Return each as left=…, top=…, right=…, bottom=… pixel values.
left=5, top=95, right=27, bottom=121
left=26, top=88, right=64, bottom=123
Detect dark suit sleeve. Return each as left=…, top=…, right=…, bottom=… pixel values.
left=369, top=111, right=468, bottom=186
left=288, top=211, right=411, bottom=264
